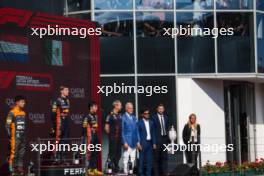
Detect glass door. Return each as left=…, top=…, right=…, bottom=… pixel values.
left=224, top=82, right=255, bottom=164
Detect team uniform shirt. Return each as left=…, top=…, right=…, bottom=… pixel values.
left=105, top=111, right=122, bottom=140
left=51, top=96, right=70, bottom=140
left=5, top=106, right=26, bottom=170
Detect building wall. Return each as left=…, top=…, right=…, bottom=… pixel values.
left=177, top=78, right=226, bottom=165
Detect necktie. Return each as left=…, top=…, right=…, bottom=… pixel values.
left=161, top=115, right=166, bottom=136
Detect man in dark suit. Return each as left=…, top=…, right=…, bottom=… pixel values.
left=137, top=108, right=156, bottom=176
left=152, top=103, right=169, bottom=176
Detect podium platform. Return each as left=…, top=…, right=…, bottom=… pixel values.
left=40, top=165, right=86, bottom=176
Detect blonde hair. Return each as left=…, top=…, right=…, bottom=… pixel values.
left=188, top=113, right=197, bottom=128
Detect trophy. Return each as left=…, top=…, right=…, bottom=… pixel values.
left=168, top=125, right=177, bottom=154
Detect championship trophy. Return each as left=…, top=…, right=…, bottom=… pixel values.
left=168, top=125, right=177, bottom=154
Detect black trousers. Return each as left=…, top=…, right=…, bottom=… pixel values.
left=108, top=137, right=121, bottom=172
left=153, top=136, right=168, bottom=176
left=10, top=136, right=25, bottom=174
left=57, top=118, right=69, bottom=161
left=89, top=132, right=99, bottom=169
left=185, top=142, right=199, bottom=170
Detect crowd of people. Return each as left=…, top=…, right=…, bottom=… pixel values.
left=5, top=86, right=201, bottom=176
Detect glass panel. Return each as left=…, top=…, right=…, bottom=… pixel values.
left=96, top=12, right=133, bottom=37
left=177, top=12, right=215, bottom=73
left=95, top=12, right=134, bottom=74
left=100, top=37, right=134, bottom=74
left=67, top=0, right=90, bottom=12
left=217, top=13, right=255, bottom=73
left=94, top=0, right=132, bottom=10
left=136, top=12, right=174, bottom=73
left=257, top=0, right=264, bottom=10
left=176, top=0, right=213, bottom=10
left=136, top=0, right=174, bottom=10
left=68, top=13, right=91, bottom=20
left=137, top=37, right=175, bottom=73
left=257, top=13, right=264, bottom=72
left=136, top=12, right=173, bottom=37
left=216, top=0, right=253, bottom=9
left=137, top=76, right=176, bottom=126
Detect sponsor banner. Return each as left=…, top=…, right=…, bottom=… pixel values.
left=70, top=88, right=85, bottom=98
left=5, top=97, right=15, bottom=107
left=16, top=72, right=53, bottom=91
left=0, top=7, right=99, bottom=170
left=0, top=71, right=53, bottom=91
left=71, top=114, right=85, bottom=125
left=28, top=113, right=46, bottom=124
left=40, top=167, right=86, bottom=176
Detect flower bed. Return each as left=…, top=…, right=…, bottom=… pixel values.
left=202, top=158, right=264, bottom=175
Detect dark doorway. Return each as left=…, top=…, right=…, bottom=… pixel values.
left=224, top=82, right=255, bottom=164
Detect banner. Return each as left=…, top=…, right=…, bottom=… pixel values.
left=0, top=8, right=100, bottom=174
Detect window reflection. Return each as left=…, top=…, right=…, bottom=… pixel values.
left=257, top=0, right=264, bottom=10
left=68, top=13, right=90, bottom=20
left=136, top=12, right=174, bottom=73
left=177, top=12, right=214, bottom=34
left=176, top=0, right=213, bottom=9
left=100, top=37, right=134, bottom=74
left=177, top=12, right=215, bottom=73
left=94, top=0, right=132, bottom=10
left=136, top=12, right=173, bottom=37
left=95, top=12, right=133, bottom=37
left=218, top=13, right=249, bottom=36
left=95, top=13, right=134, bottom=73
left=217, top=13, right=254, bottom=73
left=67, top=0, right=90, bottom=11
left=216, top=0, right=252, bottom=9
left=257, top=14, right=264, bottom=72
left=136, top=0, right=173, bottom=10
left=137, top=37, right=175, bottom=73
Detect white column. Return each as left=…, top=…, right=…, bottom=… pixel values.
left=254, top=83, right=264, bottom=159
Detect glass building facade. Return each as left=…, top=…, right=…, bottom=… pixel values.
left=64, top=0, right=263, bottom=117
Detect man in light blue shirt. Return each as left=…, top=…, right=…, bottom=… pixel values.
left=121, top=102, right=140, bottom=174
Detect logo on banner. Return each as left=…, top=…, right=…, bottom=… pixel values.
left=5, top=98, right=15, bottom=107
left=0, top=71, right=53, bottom=91
left=16, top=73, right=53, bottom=91
left=70, top=88, right=85, bottom=98
left=29, top=113, right=46, bottom=124
left=64, top=168, right=86, bottom=175
left=71, top=114, right=84, bottom=125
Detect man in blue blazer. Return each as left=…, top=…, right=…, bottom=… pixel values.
left=138, top=108, right=156, bottom=176
left=121, top=102, right=140, bottom=174
left=152, top=103, right=169, bottom=176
